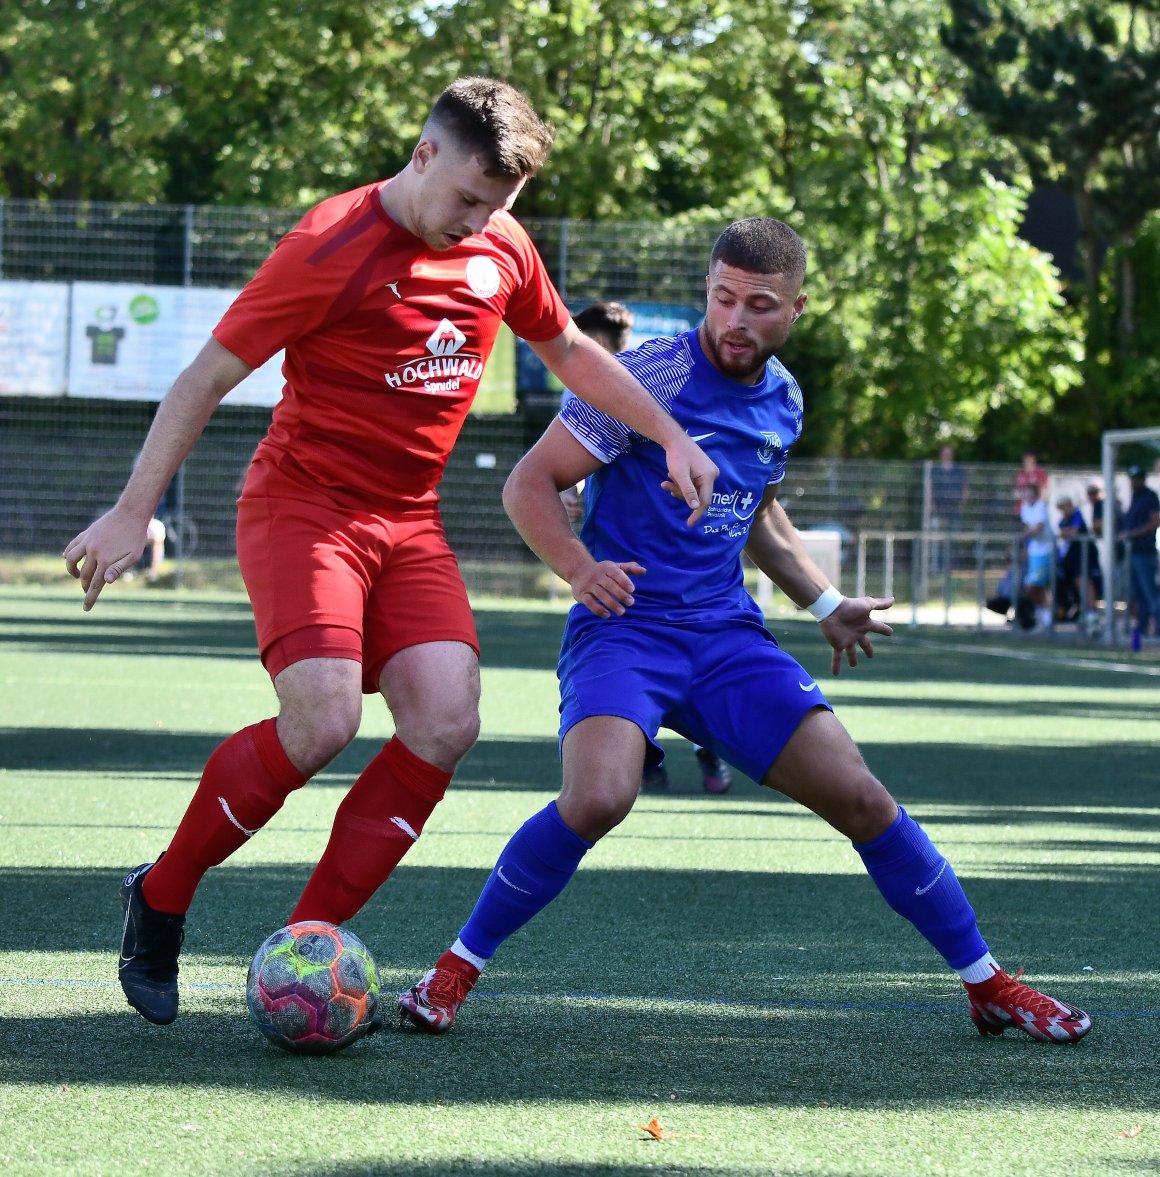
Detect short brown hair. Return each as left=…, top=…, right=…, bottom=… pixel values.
left=427, top=77, right=555, bottom=178
left=573, top=301, right=634, bottom=353
left=710, top=218, right=807, bottom=281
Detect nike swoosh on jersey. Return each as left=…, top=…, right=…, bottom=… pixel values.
left=689, top=432, right=716, bottom=442
left=797, top=680, right=819, bottom=692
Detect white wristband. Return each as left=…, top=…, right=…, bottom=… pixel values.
left=806, top=585, right=844, bottom=622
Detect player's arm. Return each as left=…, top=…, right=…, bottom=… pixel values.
left=745, top=483, right=893, bottom=676
left=63, top=338, right=252, bottom=611
left=503, top=418, right=644, bottom=619
left=529, top=323, right=717, bottom=526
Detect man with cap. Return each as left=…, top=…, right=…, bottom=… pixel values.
left=1123, top=465, right=1160, bottom=636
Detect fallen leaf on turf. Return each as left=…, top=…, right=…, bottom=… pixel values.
left=1120, top=1124, right=1143, bottom=1138
left=638, top=1118, right=669, bottom=1140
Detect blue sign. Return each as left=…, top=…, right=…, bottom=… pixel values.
left=517, top=300, right=702, bottom=396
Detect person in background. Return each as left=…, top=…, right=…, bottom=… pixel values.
left=1054, top=494, right=1097, bottom=623
left=1018, top=482, right=1054, bottom=633
left=562, top=300, right=732, bottom=795
left=929, top=444, right=969, bottom=573
left=1122, top=464, right=1160, bottom=637
left=1013, top=450, right=1048, bottom=515
left=63, top=77, right=716, bottom=1028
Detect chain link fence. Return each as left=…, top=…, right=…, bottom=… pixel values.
left=0, top=199, right=1123, bottom=631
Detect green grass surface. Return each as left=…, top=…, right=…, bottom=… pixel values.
left=0, top=586, right=1157, bottom=1176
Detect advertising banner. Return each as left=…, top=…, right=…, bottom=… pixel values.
left=67, top=282, right=285, bottom=406
left=0, top=280, right=70, bottom=396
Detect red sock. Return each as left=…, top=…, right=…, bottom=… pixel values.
left=289, top=737, right=452, bottom=924
left=143, top=719, right=309, bottom=914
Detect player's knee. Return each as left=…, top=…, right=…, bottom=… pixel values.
left=280, top=699, right=362, bottom=774
left=836, top=771, right=897, bottom=843
left=397, top=702, right=480, bottom=769
left=560, top=780, right=634, bottom=842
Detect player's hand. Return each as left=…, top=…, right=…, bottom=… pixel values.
left=662, top=436, right=718, bottom=527
left=819, top=595, right=894, bottom=676
left=572, top=559, right=646, bottom=618
left=62, top=509, right=150, bottom=611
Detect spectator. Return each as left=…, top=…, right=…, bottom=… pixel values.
left=930, top=444, right=968, bottom=572
left=1013, top=450, right=1048, bottom=514
left=1086, top=480, right=1123, bottom=594
left=571, top=301, right=634, bottom=360
left=1054, top=494, right=1097, bottom=622
left=1123, top=465, right=1160, bottom=637
left=1018, top=482, right=1054, bottom=633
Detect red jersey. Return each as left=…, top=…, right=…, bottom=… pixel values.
left=1013, top=465, right=1048, bottom=512
left=214, top=181, right=570, bottom=510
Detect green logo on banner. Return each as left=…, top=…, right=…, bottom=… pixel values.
left=129, top=294, right=160, bottom=325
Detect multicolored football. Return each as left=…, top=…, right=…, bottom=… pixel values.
left=245, top=921, right=382, bottom=1055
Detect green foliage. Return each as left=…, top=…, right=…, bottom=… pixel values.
left=12, top=0, right=1160, bottom=458
left=942, top=0, right=1160, bottom=442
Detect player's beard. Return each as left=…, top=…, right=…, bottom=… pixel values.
left=701, top=325, right=781, bottom=383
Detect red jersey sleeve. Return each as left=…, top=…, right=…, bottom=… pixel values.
left=213, top=185, right=383, bottom=368
left=490, top=213, right=571, bottom=343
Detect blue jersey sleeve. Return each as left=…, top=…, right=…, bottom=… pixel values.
left=557, top=335, right=696, bottom=463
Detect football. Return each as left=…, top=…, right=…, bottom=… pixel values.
left=246, top=921, right=383, bottom=1055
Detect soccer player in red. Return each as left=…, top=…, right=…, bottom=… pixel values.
left=63, top=77, right=717, bottom=1026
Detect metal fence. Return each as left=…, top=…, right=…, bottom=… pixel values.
left=0, top=198, right=1136, bottom=635
left=1, top=393, right=1113, bottom=614
left=0, top=198, right=718, bottom=308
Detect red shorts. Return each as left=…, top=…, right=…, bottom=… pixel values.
left=236, top=457, right=478, bottom=693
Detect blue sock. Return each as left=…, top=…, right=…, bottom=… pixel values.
left=853, top=807, right=989, bottom=970
left=458, top=800, right=593, bottom=961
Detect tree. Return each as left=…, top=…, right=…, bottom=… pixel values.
left=942, top=0, right=1160, bottom=443
left=692, top=0, right=1076, bottom=457
left=0, top=0, right=419, bottom=204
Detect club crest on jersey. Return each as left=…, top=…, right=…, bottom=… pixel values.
left=757, top=431, right=782, bottom=464
left=466, top=256, right=501, bottom=299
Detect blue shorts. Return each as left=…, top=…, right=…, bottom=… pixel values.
left=1025, top=553, right=1051, bottom=588
left=557, top=612, right=831, bottom=785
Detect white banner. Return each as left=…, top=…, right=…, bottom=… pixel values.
left=67, top=282, right=284, bottom=406
left=0, top=280, right=70, bottom=395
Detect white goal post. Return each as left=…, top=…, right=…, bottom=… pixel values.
left=1099, top=425, right=1160, bottom=644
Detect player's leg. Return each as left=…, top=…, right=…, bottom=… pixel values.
left=289, top=640, right=480, bottom=924
left=693, top=745, right=732, bottom=794
left=764, top=709, right=1091, bottom=1042
left=288, top=513, right=482, bottom=925
left=120, top=465, right=367, bottom=1024
left=398, top=715, right=646, bottom=1032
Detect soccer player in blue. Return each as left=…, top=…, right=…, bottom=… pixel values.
left=398, top=218, right=1092, bottom=1044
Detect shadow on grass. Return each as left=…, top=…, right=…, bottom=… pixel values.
left=1, top=856, right=1155, bottom=1113
left=0, top=596, right=566, bottom=671
left=2, top=724, right=1157, bottom=821
left=1, top=859, right=1154, bottom=987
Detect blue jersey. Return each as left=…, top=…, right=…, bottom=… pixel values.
left=559, top=328, right=804, bottom=625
